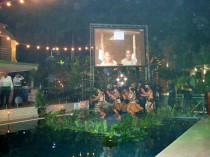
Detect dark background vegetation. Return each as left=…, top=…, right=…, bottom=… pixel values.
left=0, top=0, right=210, bottom=68
left=0, top=0, right=210, bottom=100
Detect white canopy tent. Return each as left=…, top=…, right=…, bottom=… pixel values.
left=0, top=60, right=38, bottom=74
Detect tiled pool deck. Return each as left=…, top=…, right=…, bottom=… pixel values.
left=157, top=116, right=210, bottom=157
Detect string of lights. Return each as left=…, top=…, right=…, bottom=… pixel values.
left=0, top=0, right=92, bottom=52
left=0, top=33, right=92, bottom=52
left=0, top=0, right=25, bottom=7
left=17, top=42, right=92, bottom=52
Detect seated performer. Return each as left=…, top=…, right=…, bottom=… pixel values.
left=126, top=86, right=144, bottom=119
left=91, top=89, right=111, bottom=119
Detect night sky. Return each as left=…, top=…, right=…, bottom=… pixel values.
left=0, top=0, right=210, bottom=67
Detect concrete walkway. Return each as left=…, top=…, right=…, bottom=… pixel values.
left=156, top=117, right=210, bottom=157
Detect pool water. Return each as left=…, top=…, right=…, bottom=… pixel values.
left=0, top=118, right=199, bottom=157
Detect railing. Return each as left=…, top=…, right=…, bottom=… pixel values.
left=175, top=94, right=206, bottom=114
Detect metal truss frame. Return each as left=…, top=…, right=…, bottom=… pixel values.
left=89, top=23, right=150, bottom=88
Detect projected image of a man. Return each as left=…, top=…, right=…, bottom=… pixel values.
left=121, top=50, right=137, bottom=65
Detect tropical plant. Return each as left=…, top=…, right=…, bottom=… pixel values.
left=35, top=90, right=47, bottom=108
left=35, top=89, right=47, bottom=117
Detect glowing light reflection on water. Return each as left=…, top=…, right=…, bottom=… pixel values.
left=0, top=118, right=199, bottom=157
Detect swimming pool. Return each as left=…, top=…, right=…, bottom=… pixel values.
left=0, top=117, right=199, bottom=157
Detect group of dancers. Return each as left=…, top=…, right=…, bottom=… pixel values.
left=90, top=82, right=155, bottom=120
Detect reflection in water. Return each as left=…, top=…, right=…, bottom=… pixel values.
left=0, top=118, right=198, bottom=157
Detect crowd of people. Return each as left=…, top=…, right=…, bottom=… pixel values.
left=167, top=70, right=196, bottom=114
left=90, top=82, right=157, bottom=120
left=90, top=70, right=197, bottom=120
left=0, top=69, right=196, bottom=116
left=0, top=71, right=31, bottom=108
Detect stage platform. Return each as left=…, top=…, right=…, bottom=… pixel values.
left=157, top=117, right=210, bottom=157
